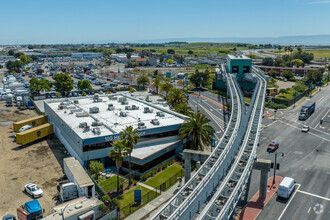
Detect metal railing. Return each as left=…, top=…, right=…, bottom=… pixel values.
left=196, top=68, right=266, bottom=220
left=151, top=65, right=243, bottom=219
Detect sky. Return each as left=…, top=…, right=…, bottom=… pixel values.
left=0, top=0, right=330, bottom=44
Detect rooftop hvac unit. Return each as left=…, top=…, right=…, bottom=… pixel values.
left=73, top=100, right=79, bottom=104
left=76, top=112, right=89, bottom=117
left=79, top=122, right=87, bottom=128
left=151, top=119, right=160, bottom=125
left=84, top=125, right=90, bottom=131
left=92, top=121, right=103, bottom=126
left=138, top=122, right=147, bottom=129
left=108, top=95, right=117, bottom=100
left=144, top=107, right=153, bottom=113
left=120, top=111, right=127, bottom=117
left=125, top=106, right=132, bottom=110
left=92, top=127, right=101, bottom=135
left=157, top=112, right=165, bottom=117
left=67, top=105, right=76, bottom=110
left=58, top=105, right=64, bottom=110
left=108, top=104, right=115, bottom=111
left=118, top=97, right=127, bottom=102
left=132, top=105, right=139, bottom=110
left=89, top=107, right=99, bottom=114
left=121, top=101, right=128, bottom=105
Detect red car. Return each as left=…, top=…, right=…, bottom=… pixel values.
left=267, top=142, right=279, bottom=152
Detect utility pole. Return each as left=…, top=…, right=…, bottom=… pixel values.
left=273, top=151, right=284, bottom=184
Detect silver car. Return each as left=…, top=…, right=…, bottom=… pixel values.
left=24, top=183, right=43, bottom=198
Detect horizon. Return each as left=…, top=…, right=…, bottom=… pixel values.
left=1, top=0, right=330, bottom=45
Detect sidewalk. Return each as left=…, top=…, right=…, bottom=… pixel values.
left=124, top=181, right=182, bottom=220
left=136, top=181, right=159, bottom=192
left=235, top=176, right=284, bottom=220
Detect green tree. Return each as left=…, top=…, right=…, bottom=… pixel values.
left=179, top=113, right=214, bottom=151
left=267, top=70, right=278, bottom=78
left=152, top=77, right=161, bottom=94
left=19, top=55, right=31, bottom=64
left=304, top=70, right=323, bottom=85
left=28, top=45, right=34, bottom=49
left=278, top=45, right=282, bottom=51
left=129, top=87, right=135, bottom=93
left=109, top=139, right=127, bottom=193
left=189, top=69, right=210, bottom=88
left=77, top=79, right=92, bottom=91
left=262, top=57, right=274, bottom=66
left=173, top=103, right=193, bottom=116
left=281, top=70, right=294, bottom=79
left=13, top=52, right=24, bottom=58
left=167, top=59, right=174, bottom=65
left=120, top=126, right=139, bottom=185
left=160, top=82, right=173, bottom=99
left=167, top=88, right=187, bottom=107
left=126, top=52, right=132, bottom=60
left=8, top=50, right=14, bottom=56
left=167, top=49, right=175, bottom=54
left=29, top=77, right=52, bottom=93
left=31, top=55, right=38, bottom=61
left=288, top=46, right=293, bottom=54
left=188, top=50, right=194, bottom=55
left=53, top=73, right=74, bottom=94
left=297, top=46, right=302, bottom=53
left=89, top=161, right=105, bottom=179
left=137, top=75, right=150, bottom=89
left=292, top=59, right=304, bottom=67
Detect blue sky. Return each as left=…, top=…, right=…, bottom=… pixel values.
left=0, top=0, right=329, bottom=44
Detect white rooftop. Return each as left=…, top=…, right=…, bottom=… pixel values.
left=227, top=54, right=251, bottom=60
left=45, top=93, right=185, bottom=140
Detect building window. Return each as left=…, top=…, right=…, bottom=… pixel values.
left=232, top=66, right=239, bottom=73
left=243, top=66, right=250, bottom=73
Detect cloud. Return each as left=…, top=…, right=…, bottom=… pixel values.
left=309, top=1, right=330, bottom=4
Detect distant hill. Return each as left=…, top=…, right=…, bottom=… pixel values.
left=132, top=35, right=330, bottom=46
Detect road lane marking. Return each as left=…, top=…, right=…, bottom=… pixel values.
left=279, top=121, right=330, bottom=142
left=308, top=206, right=311, bottom=213
left=278, top=184, right=301, bottom=220
left=297, top=190, right=330, bottom=201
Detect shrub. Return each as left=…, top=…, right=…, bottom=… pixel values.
left=82, top=91, right=87, bottom=96
left=279, top=89, right=287, bottom=94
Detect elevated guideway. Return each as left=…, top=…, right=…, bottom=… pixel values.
left=151, top=64, right=244, bottom=220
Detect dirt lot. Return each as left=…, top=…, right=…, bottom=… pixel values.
left=0, top=102, right=65, bottom=216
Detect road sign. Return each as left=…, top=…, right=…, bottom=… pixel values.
left=134, top=189, right=142, bottom=203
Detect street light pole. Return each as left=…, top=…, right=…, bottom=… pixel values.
left=273, top=151, right=284, bottom=185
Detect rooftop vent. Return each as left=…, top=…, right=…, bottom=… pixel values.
left=92, top=121, right=103, bottom=126
left=132, top=105, right=139, bottom=110
left=156, top=112, right=165, bottom=117
left=89, top=107, right=99, bottom=114
left=151, top=119, right=160, bottom=125
left=58, top=105, right=64, bottom=110
left=73, top=100, right=79, bottom=104
left=79, top=122, right=87, bottom=128
left=120, top=111, right=127, bottom=117
left=118, top=97, right=127, bottom=102
left=125, top=106, right=132, bottom=110
left=92, top=127, right=101, bottom=135
left=84, top=125, right=90, bottom=131
left=76, top=112, right=89, bottom=117
left=144, top=107, right=153, bottom=113
left=138, top=122, right=147, bottom=129
left=108, top=95, right=117, bottom=100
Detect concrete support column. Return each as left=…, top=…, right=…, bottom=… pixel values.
left=259, top=169, right=268, bottom=199
left=185, top=158, right=191, bottom=183
left=196, top=161, right=201, bottom=170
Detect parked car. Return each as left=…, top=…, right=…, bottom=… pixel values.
left=18, top=125, right=33, bottom=133
left=301, top=125, right=309, bottom=132
left=267, top=141, right=279, bottom=152
left=2, top=215, right=15, bottom=220
left=24, top=183, right=43, bottom=198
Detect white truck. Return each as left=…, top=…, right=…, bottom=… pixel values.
left=277, top=177, right=296, bottom=199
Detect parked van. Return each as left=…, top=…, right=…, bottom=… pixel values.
left=277, top=177, right=295, bottom=199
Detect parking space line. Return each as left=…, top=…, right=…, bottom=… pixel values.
left=278, top=184, right=301, bottom=220
left=297, top=190, right=330, bottom=201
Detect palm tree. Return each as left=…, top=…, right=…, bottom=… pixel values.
left=152, top=77, right=161, bottom=94
left=179, top=113, right=214, bottom=151
left=160, top=82, right=173, bottom=99
left=173, top=103, right=193, bottom=116
left=120, top=126, right=139, bottom=185
left=167, top=88, right=187, bottom=107
left=109, top=139, right=127, bottom=193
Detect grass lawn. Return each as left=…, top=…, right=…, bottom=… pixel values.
left=116, top=186, right=159, bottom=217
left=305, top=49, right=330, bottom=59
left=244, top=97, right=251, bottom=105
left=99, top=175, right=126, bottom=192
left=144, top=163, right=184, bottom=188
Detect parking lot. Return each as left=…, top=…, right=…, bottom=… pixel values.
left=0, top=102, right=65, bottom=216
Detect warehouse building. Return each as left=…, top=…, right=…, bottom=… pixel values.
left=44, top=94, right=186, bottom=175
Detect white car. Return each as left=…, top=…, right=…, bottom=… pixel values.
left=301, top=125, right=309, bottom=132
left=18, top=125, right=33, bottom=133
left=24, top=183, right=43, bottom=198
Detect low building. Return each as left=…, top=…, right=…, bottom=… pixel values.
left=226, top=55, right=252, bottom=76
left=136, top=58, right=147, bottom=66
left=256, top=65, right=317, bottom=76
left=42, top=197, right=104, bottom=220
left=71, top=53, right=103, bottom=59
left=44, top=94, right=186, bottom=175
left=64, top=157, right=95, bottom=198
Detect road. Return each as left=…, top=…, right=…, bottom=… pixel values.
left=233, top=84, right=330, bottom=220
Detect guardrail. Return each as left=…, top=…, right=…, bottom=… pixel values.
left=151, top=64, right=243, bottom=220
left=196, top=69, right=266, bottom=220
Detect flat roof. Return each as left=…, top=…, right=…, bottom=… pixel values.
left=227, top=54, right=251, bottom=60
left=64, top=157, right=94, bottom=188
left=131, top=138, right=180, bottom=160
left=45, top=93, right=185, bottom=140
